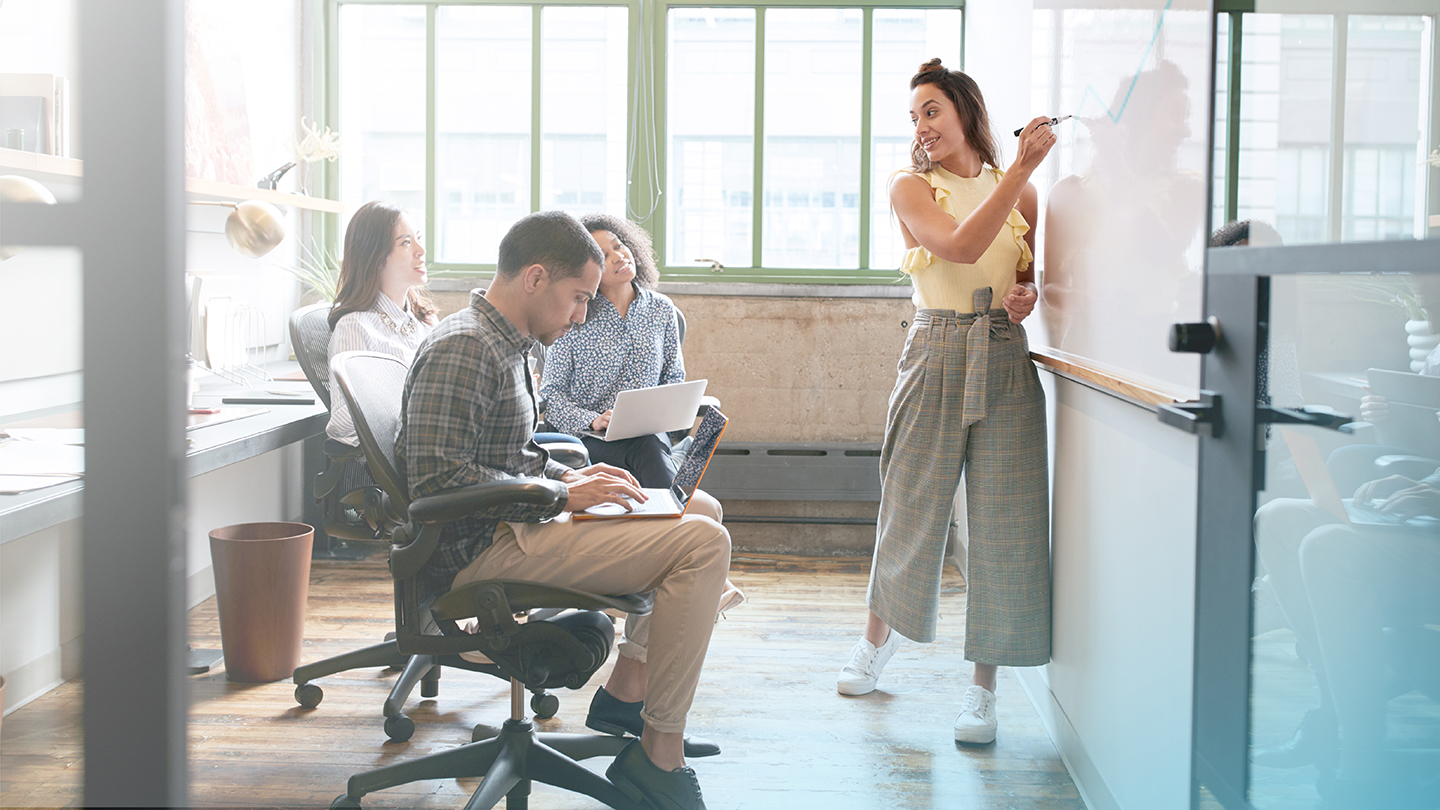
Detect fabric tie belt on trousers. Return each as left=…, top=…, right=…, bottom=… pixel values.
left=911, top=286, right=1018, bottom=428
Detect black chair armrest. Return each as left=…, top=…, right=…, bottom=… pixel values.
left=409, top=478, right=566, bottom=523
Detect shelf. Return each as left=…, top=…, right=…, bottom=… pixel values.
left=0, top=147, right=343, bottom=213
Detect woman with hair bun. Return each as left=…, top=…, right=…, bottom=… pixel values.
left=835, top=58, right=1056, bottom=746
left=325, top=201, right=438, bottom=488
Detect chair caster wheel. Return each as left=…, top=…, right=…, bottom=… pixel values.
left=384, top=713, right=415, bottom=743
left=531, top=692, right=560, bottom=719
left=331, top=794, right=362, bottom=809
left=472, top=723, right=502, bottom=742
left=295, top=683, right=323, bottom=709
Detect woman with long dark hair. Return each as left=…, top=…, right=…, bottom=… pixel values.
left=835, top=59, right=1056, bottom=746
left=325, top=200, right=437, bottom=455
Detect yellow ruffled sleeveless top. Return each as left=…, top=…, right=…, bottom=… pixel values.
left=898, top=165, right=1033, bottom=313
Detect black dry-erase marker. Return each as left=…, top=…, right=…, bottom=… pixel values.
left=1014, top=115, right=1073, bottom=137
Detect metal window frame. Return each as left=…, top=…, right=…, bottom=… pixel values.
left=324, top=0, right=964, bottom=285
left=1214, top=5, right=1439, bottom=241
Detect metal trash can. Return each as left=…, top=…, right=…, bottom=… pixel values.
left=208, top=522, right=313, bottom=683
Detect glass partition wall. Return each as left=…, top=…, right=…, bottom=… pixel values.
left=1197, top=6, right=1440, bottom=809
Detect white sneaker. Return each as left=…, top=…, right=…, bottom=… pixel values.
left=954, top=684, right=998, bottom=744
left=836, top=630, right=901, bottom=696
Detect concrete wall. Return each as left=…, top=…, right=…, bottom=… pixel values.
left=431, top=286, right=913, bottom=555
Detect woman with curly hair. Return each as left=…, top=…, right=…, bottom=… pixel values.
left=539, top=213, right=684, bottom=488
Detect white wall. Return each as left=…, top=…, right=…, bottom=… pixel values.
left=0, top=447, right=300, bottom=714
left=1018, top=376, right=1198, bottom=810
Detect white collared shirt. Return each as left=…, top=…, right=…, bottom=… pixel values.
left=325, top=293, right=432, bottom=446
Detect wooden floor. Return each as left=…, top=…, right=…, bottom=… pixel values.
left=0, top=552, right=1086, bottom=810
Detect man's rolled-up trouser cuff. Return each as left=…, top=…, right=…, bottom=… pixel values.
left=618, top=612, right=649, bottom=663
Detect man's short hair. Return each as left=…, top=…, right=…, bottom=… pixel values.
left=496, top=211, right=604, bottom=281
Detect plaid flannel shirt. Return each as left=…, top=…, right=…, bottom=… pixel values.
left=398, top=290, right=573, bottom=601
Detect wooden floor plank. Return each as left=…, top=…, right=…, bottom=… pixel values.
left=0, top=552, right=1084, bottom=809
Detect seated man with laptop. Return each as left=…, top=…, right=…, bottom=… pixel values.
left=399, top=211, right=729, bottom=810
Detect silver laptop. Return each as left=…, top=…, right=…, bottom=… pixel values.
left=582, top=379, right=707, bottom=442
left=1279, top=427, right=1439, bottom=533
left=577, top=408, right=727, bottom=520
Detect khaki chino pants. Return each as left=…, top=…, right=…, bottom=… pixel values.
left=453, top=491, right=730, bottom=734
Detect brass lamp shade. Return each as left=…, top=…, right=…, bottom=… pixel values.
left=0, top=174, right=60, bottom=261
left=224, top=200, right=286, bottom=258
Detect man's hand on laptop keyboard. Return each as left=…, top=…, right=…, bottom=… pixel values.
left=562, top=463, right=647, bottom=513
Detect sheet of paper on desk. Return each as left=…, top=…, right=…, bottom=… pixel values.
left=0, top=474, right=82, bottom=495
left=0, top=440, right=85, bottom=475
left=0, top=428, right=86, bottom=445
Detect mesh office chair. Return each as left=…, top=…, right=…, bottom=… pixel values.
left=288, top=303, right=388, bottom=543
left=329, top=351, right=652, bottom=810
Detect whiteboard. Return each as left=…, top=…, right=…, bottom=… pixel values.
left=1031, top=0, right=1213, bottom=396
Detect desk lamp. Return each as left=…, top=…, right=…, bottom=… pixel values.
left=188, top=199, right=286, bottom=258
left=0, top=174, right=60, bottom=261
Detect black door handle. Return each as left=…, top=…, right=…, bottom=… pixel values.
left=1158, top=390, right=1222, bottom=437
left=1255, top=405, right=1352, bottom=431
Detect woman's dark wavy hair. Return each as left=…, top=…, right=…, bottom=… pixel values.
left=328, top=201, right=437, bottom=329
left=579, top=213, right=658, bottom=289
left=908, top=58, right=1000, bottom=174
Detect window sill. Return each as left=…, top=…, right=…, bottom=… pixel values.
left=425, top=276, right=914, bottom=299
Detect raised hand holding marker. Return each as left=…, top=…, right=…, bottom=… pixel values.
left=1014, top=115, right=1074, bottom=137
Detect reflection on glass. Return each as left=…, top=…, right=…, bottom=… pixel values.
left=667, top=8, right=754, bottom=269
left=1212, top=13, right=1229, bottom=235
left=1236, top=15, right=1333, bottom=246
left=339, top=5, right=426, bottom=228
left=1342, top=16, right=1429, bottom=243
left=541, top=6, right=628, bottom=219
left=762, top=8, right=861, bottom=270
left=1248, top=272, right=1440, bottom=809
left=1229, top=13, right=1433, bottom=246
left=436, top=6, right=532, bottom=264
left=1036, top=7, right=1211, bottom=393
left=869, top=9, right=961, bottom=270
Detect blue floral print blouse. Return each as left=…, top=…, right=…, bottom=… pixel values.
left=539, top=284, right=685, bottom=435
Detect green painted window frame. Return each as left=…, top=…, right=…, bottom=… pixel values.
left=319, top=0, right=967, bottom=285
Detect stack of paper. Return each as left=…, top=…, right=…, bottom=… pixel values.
left=0, top=436, right=85, bottom=494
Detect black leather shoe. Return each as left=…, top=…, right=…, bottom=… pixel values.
left=606, top=738, right=707, bottom=810
left=1251, top=708, right=1339, bottom=770
left=586, top=686, right=721, bottom=758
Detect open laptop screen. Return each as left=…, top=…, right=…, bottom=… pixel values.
left=673, top=408, right=727, bottom=503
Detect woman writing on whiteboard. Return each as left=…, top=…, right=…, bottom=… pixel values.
left=836, top=58, right=1056, bottom=745
left=325, top=200, right=438, bottom=490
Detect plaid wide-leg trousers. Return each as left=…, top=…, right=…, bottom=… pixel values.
left=867, top=294, right=1051, bottom=665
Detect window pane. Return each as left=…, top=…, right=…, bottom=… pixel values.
left=870, top=9, right=961, bottom=270
left=1237, top=14, right=1333, bottom=246
left=1342, top=15, right=1428, bottom=242
left=763, top=8, right=862, bottom=269
left=1213, top=12, right=1229, bottom=235
left=436, top=6, right=532, bottom=264
left=668, top=8, right=755, bottom=269
left=542, top=6, right=628, bottom=219
left=338, top=5, right=426, bottom=224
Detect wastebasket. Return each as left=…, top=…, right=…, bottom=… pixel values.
left=209, top=522, right=314, bottom=683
